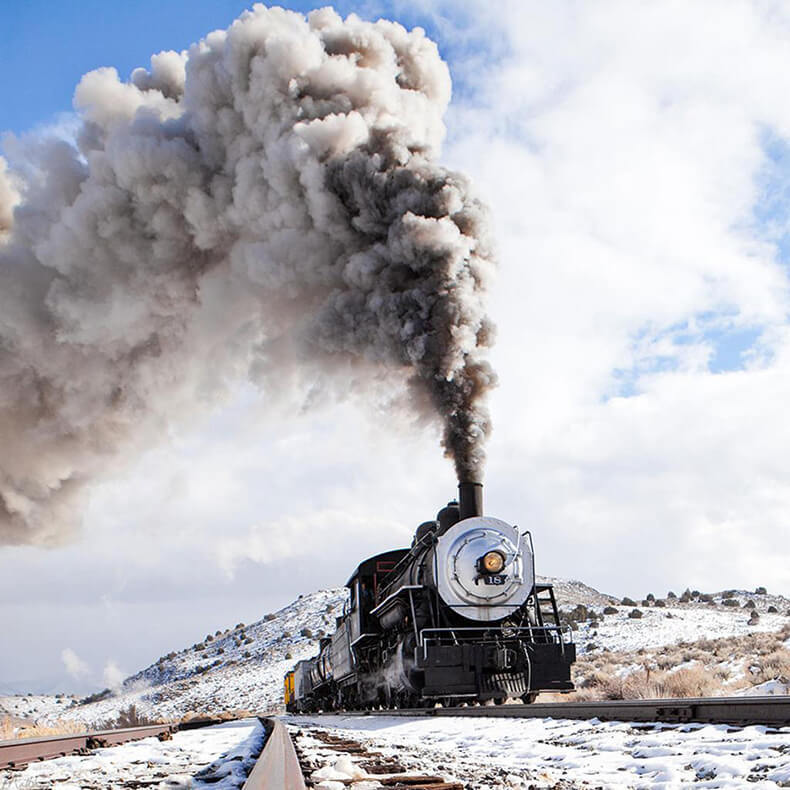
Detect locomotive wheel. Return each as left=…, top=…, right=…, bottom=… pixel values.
left=493, top=696, right=506, bottom=705
left=521, top=692, right=538, bottom=704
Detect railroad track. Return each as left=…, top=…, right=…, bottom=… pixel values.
left=4, top=697, right=786, bottom=787
left=1, top=717, right=307, bottom=789
left=0, top=722, right=179, bottom=770
left=301, top=694, right=790, bottom=728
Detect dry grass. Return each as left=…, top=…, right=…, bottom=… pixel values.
left=179, top=708, right=255, bottom=724
left=562, top=626, right=790, bottom=701
left=1, top=715, right=86, bottom=740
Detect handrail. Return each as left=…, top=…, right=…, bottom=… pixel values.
left=419, top=625, right=573, bottom=659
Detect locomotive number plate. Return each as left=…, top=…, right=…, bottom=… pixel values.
left=478, top=574, right=508, bottom=586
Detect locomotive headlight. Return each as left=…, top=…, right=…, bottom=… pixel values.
left=480, top=550, right=506, bottom=574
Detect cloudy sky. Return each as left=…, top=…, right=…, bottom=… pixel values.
left=2, top=0, right=790, bottom=694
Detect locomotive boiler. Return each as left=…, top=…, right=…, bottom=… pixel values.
left=284, top=483, right=575, bottom=711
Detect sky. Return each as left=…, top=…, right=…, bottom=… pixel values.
left=2, top=0, right=790, bottom=694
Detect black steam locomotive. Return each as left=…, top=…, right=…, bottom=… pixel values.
left=284, top=483, right=575, bottom=711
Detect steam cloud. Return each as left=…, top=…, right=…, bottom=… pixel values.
left=0, top=6, right=496, bottom=546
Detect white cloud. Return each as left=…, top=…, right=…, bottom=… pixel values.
left=61, top=648, right=90, bottom=680
left=432, top=0, right=790, bottom=594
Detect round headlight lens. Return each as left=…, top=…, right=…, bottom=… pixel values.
left=481, top=550, right=505, bottom=574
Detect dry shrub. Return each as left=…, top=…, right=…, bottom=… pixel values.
left=654, top=653, right=677, bottom=670
left=578, top=668, right=612, bottom=689
left=599, top=671, right=657, bottom=700
left=563, top=687, right=600, bottom=702
left=179, top=708, right=254, bottom=724
left=753, top=649, right=790, bottom=683
left=0, top=716, right=13, bottom=739
left=713, top=666, right=731, bottom=681
left=1, top=716, right=85, bottom=740
left=658, top=666, right=720, bottom=698
left=585, top=665, right=723, bottom=700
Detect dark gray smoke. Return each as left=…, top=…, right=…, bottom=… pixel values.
left=0, top=6, right=495, bottom=546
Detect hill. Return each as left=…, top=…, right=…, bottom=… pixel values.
left=2, top=579, right=788, bottom=728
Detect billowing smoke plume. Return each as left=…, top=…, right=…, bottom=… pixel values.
left=0, top=6, right=496, bottom=546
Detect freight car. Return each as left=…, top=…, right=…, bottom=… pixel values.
left=285, top=483, right=575, bottom=711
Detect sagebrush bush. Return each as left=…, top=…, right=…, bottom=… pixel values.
left=658, top=666, right=719, bottom=698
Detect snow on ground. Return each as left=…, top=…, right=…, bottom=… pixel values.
left=573, top=604, right=788, bottom=656
left=4, top=580, right=787, bottom=729
left=0, top=694, right=77, bottom=723
left=289, top=714, right=790, bottom=789
left=737, top=680, right=790, bottom=696
left=0, top=718, right=264, bottom=790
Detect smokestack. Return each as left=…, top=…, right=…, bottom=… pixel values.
left=458, top=481, right=483, bottom=520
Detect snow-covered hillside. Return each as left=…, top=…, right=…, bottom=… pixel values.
left=2, top=579, right=788, bottom=728
left=55, top=588, right=348, bottom=726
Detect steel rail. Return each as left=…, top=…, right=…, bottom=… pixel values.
left=243, top=718, right=306, bottom=790
left=0, top=723, right=176, bottom=769
left=300, top=695, right=790, bottom=727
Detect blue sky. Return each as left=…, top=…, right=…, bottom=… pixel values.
left=1, top=1, right=330, bottom=133
left=1, top=0, right=487, bottom=135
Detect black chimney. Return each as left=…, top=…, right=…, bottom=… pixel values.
left=458, top=481, right=483, bottom=520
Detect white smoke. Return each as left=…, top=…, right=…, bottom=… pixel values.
left=0, top=5, right=495, bottom=546
left=0, top=156, right=19, bottom=239
left=102, top=660, right=125, bottom=693
left=61, top=647, right=90, bottom=680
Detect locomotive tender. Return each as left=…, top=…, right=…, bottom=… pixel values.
left=285, top=483, right=575, bottom=711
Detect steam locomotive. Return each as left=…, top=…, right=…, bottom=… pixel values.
left=284, top=483, right=575, bottom=711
